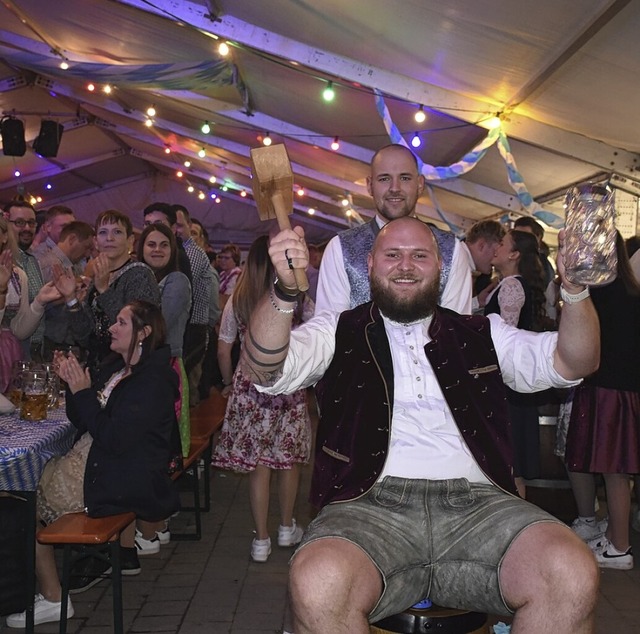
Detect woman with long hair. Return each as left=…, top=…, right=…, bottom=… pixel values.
left=137, top=222, right=192, bottom=539
left=137, top=223, right=191, bottom=359
left=0, top=216, right=61, bottom=391
left=564, top=232, right=640, bottom=570
left=6, top=301, right=179, bottom=627
left=485, top=229, right=547, bottom=497
left=212, top=235, right=313, bottom=562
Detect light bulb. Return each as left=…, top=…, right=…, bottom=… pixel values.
left=331, top=136, right=340, bottom=151
left=87, top=83, right=95, bottom=92
left=308, top=207, right=315, bottom=215
left=176, top=170, right=183, bottom=178
left=201, top=121, right=211, bottom=134
left=29, top=196, right=37, bottom=205
left=215, top=197, right=221, bottom=203
left=341, top=197, right=349, bottom=207
left=164, top=146, right=171, bottom=154
left=411, top=132, right=421, bottom=148
left=198, top=191, right=206, bottom=200
left=414, top=105, right=426, bottom=123
left=184, top=160, right=191, bottom=168
left=323, top=81, right=335, bottom=102
left=240, top=190, right=247, bottom=197
left=209, top=176, right=216, bottom=184
left=59, top=61, right=69, bottom=70
left=103, top=84, right=112, bottom=94
left=187, top=185, right=195, bottom=193
left=297, top=187, right=305, bottom=197
left=486, top=116, right=502, bottom=129
left=218, top=42, right=230, bottom=56
left=14, top=170, right=20, bottom=177
left=198, top=147, right=206, bottom=158
left=144, top=118, right=153, bottom=127
left=36, top=196, right=42, bottom=203
left=221, top=185, right=228, bottom=192
left=45, top=183, right=52, bottom=190
left=263, top=132, right=272, bottom=147
left=147, top=105, right=156, bottom=117
left=346, top=209, right=352, bottom=217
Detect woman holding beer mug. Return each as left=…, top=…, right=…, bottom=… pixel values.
left=5, top=300, right=180, bottom=628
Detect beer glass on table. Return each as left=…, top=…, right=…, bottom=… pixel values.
left=8, top=361, right=30, bottom=408
left=20, top=370, right=48, bottom=421
left=38, top=362, right=61, bottom=410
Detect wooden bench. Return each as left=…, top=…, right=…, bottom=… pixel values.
left=170, top=389, right=227, bottom=539
left=170, top=436, right=210, bottom=540
left=37, top=511, right=135, bottom=634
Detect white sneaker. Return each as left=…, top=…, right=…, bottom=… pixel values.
left=156, top=524, right=171, bottom=545
left=278, top=519, right=304, bottom=547
left=570, top=516, right=607, bottom=542
left=135, top=528, right=160, bottom=555
left=6, top=593, right=74, bottom=628
left=251, top=537, right=271, bottom=562
left=589, top=537, right=634, bottom=570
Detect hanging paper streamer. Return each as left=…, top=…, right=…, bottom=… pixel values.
left=495, top=131, right=564, bottom=229
left=0, top=47, right=238, bottom=92
left=426, top=184, right=462, bottom=235
left=373, top=90, right=565, bottom=229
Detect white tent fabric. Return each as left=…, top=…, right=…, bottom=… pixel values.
left=1, top=0, right=639, bottom=246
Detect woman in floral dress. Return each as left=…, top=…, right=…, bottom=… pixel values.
left=212, top=235, right=312, bottom=563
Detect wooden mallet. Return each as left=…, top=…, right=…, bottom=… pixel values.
left=249, top=143, right=309, bottom=292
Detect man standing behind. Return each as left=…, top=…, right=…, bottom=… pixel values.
left=463, top=219, right=505, bottom=310
left=31, top=205, right=75, bottom=261
left=36, top=221, right=95, bottom=359
left=315, top=144, right=472, bottom=315
left=172, top=204, right=214, bottom=405
left=3, top=199, right=45, bottom=359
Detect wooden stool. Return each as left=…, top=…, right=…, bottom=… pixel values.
left=371, top=605, right=489, bottom=634
left=37, top=511, right=135, bottom=634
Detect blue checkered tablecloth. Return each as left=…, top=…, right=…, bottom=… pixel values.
left=0, top=408, right=76, bottom=491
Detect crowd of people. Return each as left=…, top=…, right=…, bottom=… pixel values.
left=1, top=142, right=639, bottom=634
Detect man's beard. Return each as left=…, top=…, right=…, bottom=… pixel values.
left=370, top=273, right=440, bottom=323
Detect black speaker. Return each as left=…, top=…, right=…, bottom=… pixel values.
left=33, top=120, right=64, bottom=158
left=0, top=117, right=26, bottom=156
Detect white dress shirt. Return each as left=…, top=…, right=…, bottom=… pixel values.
left=258, top=311, right=580, bottom=483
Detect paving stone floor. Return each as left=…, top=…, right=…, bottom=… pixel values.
left=3, top=455, right=640, bottom=633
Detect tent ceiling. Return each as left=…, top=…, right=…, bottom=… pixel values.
left=1, top=0, right=639, bottom=247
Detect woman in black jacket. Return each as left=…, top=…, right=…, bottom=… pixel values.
left=6, top=300, right=179, bottom=629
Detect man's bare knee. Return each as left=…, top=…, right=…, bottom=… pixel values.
left=502, top=524, right=599, bottom=632
left=289, top=538, right=382, bottom=631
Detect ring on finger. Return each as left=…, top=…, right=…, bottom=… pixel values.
left=284, top=248, right=294, bottom=271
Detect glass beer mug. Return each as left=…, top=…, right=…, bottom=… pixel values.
left=20, top=370, right=48, bottom=421
left=8, top=361, right=31, bottom=408
left=563, top=183, right=617, bottom=286
left=38, top=362, right=61, bottom=410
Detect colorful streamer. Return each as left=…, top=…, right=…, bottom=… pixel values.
left=373, top=90, right=564, bottom=229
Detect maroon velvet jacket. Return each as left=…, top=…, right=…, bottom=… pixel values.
left=312, top=303, right=517, bottom=508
